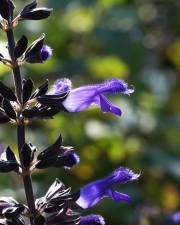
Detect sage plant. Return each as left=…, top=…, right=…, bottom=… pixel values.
left=0, top=1, right=140, bottom=225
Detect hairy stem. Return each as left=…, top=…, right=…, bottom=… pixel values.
left=6, top=29, right=36, bottom=225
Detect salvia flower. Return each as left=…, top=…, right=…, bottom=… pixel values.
left=36, top=150, right=80, bottom=169
left=56, top=151, right=80, bottom=169
left=23, top=34, right=52, bottom=64
left=80, top=214, right=105, bottom=225
left=76, top=167, right=140, bottom=209
left=36, top=135, right=80, bottom=169
left=25, top=44, right=52, bottom=64
left=49, top=78, right=134, bottom=116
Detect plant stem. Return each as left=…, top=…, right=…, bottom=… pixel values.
left=6, top=29, right=22, bottom=104
left=6, top=29, right=36, bottom=225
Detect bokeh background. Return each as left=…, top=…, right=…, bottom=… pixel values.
left=0, top=0, right=180, bottom=224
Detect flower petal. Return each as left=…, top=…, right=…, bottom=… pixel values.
left=62, top=87, right=97, bottom=112
left=49, top=79, right=72, bottom=95
left=76, top=184, right=103, bottom=209
left=106, top=188, right=131, bottom=203
left=111, top=167, right=140, bottom=184
left=99, top=95, right=122, bottom=116
left=40, top=45, right=52, bottom=61
left=80, top=215, right=105, bottom=225
left=55, top=151, right=80, bottom=169
left=98, top=79, right=134, bottom=95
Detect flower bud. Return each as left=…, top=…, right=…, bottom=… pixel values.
left=25, top=44, right=52, bottom=64
left=23, top=34, right=52, bottom=64
left=40, top=45, right=52, bottom=61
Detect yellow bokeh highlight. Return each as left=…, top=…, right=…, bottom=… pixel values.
left=0, top=64, right=11, bottom=76
left=168, top=88, right=180, bottom=114
left=139, top=92, right=158, bottom=110
left=74, top=163, right=94, bottom=180
left=162, top=183, right=180, bottom=212
left=98, top=0, right=125, bottom=8
left=125, top=136, right=141, bottom=155
left=88, top=56, right=129, bottom=79
left=107, top=141, right=125, bottom=162
left=82, top=145, right=99, bottom=161
left=63, top=7, right=95, bottom=33
left=166, top=38, right=180, bottom=69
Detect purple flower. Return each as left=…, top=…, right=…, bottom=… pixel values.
left=25, top=44, right=52, bottom=63
left=49, top=78, right=134, bottom=116
left=80, top=215, right=105, bottom=225
left=40, top=45, right=52, bottom=61
left=55, top=151, right=80, bottom=169
left=24, top=34, right=52, bottom=64
left=36, top=150, right=80, bottom=170
left=76, top=167, right=140, bottom=209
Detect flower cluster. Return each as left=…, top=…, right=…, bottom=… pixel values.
left=0, top=0, right=140, bottom=225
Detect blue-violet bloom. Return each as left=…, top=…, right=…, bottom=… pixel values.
left=80, top=215, right=105, bottom=225
left=49, top=78, right=134, bottom=116
left=25, top=44, right=52, bottom=63
left=76, top=167, right=140, bottom=209
left=59, top=151, right=80, bottom=169
left=40, top=45, right=52, bottom=61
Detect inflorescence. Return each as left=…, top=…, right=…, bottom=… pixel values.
left=0, top=1, right=140, bottom=225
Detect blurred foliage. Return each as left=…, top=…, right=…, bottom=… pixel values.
left=0, top=0, right=180, bottom=225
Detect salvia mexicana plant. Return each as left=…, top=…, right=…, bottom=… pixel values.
left=0, top=1, right=140, bottom=225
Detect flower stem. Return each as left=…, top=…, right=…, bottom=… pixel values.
left=6, top=29, right=22, bottom=104
left=6, top=29, right=36, bottom=225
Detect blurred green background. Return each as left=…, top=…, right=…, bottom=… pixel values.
left=0, top=0, right=180, bottom=224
